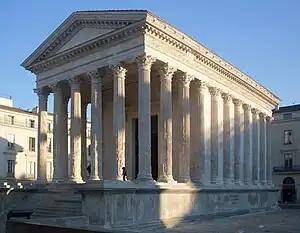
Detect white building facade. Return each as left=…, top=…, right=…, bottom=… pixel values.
left=0, top=97, right=91, bottom=181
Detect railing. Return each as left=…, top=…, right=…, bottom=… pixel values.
left=273, top=166, right=300, bottom=173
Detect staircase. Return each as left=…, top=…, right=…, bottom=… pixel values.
left=31, top=191, right=83, bottom=219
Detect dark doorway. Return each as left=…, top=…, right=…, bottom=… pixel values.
left=134, top=115, right=158, bottom=180
left=282, top=177, right=296, bottom=203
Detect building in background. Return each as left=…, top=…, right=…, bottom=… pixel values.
left=272, top=104, right=300, bottom=203
left=0, top=96, right=91, bottom=181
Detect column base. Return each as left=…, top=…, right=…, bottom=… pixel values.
left=69, top=178, right=84, bottom=184
left=136, top=173, right=155, bottom=184
left=88, top=176, right=100, bottom=181
left=157, top=175, right=176, bottom=183
left=177, top=177, right=191, bottom=183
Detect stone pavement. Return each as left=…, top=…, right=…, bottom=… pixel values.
left=160, top=209, right=300, bottom=233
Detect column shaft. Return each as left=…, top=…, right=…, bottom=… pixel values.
left=81, top=103, right=87, bottom=181
left=136, top=54, right=155, bottom=182
left=178, top=73, right=192, bottom=183
left=69, top=77, right=83, bottom=183
left=111, top=64, right=127, bottom=180
left=199, top=82, right=211, bottom=185
left=222, top=93, right=234, bottom=184
left=243, top=104, right=253, bottom=185
left=252, top=109, right=260, bottom=185
left=266, top=116, right=273, bottom=185
left=233, top=99, right=244, bottom=185
left=209, top=87, right=223, bottom=184
left=260, top=113, right=267, bottom=184
left=158, top=64, right=175, bottom=183
left=35, top=88, right=49, bottom=183
left=89, top=71, right=102, bottom=180
left=60, top=97, right=69, bottom=181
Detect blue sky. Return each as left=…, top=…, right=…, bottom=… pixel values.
left=0, top=0, right=299, bottom=112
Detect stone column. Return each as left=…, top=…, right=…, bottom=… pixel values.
left=209, top=87, right=224, bottom=185
left=222, top=93, right=234, bottom=185
left=68, top=77, right=83, bottom=183
left=81, top=103, right=87, bottom=181
left=111, top=64, right=127, bottom=180
left=88, top=71, right=102, bottom=181
left=266, top=116, right=273, bottom=185
left=252, top=108, right=260, bottom=185
left=158, top=63, right=175, bottom=183
left=177, top=73, right=192, bottom=183
left=260, top=113, right=267, bottom=184
left=198, top=81, right=212, bottom=185
left=35, top=88, right=49, bottom=183
left=243, top=104, right=253, bottom=185
left=136, top=54, right=156, bottom=182
left=60, top=95, right=69, bottom=181
left=233, top=98, right=244, bottom=185
left=51, top=84, right=63, bottom=182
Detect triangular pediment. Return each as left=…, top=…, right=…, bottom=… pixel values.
left=22, top=10, right=148, bottom=68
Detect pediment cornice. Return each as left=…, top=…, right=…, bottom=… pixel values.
left=22, top=10, right=280, bottom=106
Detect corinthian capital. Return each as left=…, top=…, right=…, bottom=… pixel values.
left=251, top=108, right=259, bottom=115
left=242, top=103, right=252, bottom=111
left=233, top=98, right=243, bottom=106
left=221, top=93, right=233, bottom=102
left=266, top=116, right=273, bottom=122
left=68, top=76, right=81, bottom=87
left=136, top=53, right=156, bottom=70
left=208, top=86, right=221, bottom=96
left=259, top=112, right=267, bottom=119
left=34, top=87, right=49, bottom=97
left=109, top=64, right=127, bottom=79
left=158, top=63, right=176, bottom=80
left=178, top=72, right=194, bottom=87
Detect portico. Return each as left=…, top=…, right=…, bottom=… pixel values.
left=22, top=10, right=280, bottom=228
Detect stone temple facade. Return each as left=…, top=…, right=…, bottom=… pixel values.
left=21, top=10, right=281, bottom=229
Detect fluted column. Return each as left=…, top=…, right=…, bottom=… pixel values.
left=88, top=71, right=102, bottom=181
left=222, top=93, right=234, bottom=185
left=60, top=95, right=69, bottom=181
left=81, top=103, right=88, bottom=181
left=35, top=88, right=49, bottom=183
left=51, top=84, right=63, bottom=182
left=111, top=64, right=127, bottom=180
left=243, top=104, right=253, bottom=185
left=177, top=73, right=193, bottom=183
left=209, top=87, right=224, bottom=185
left=260, top=113, right=267, bottom=185
left=266, top=116, right=273, bottom=185
left=68, top=77, right=83, bottom=183
left=252, top=109, right=260, bottom=185
left=233, top=98, right=244, bottom=185
left=158, top=63, right=175, bottom=183
left=136, top=54, right=156, bottom=182
left=198, top=81, right=212, bottom=185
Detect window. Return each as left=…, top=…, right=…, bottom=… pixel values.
left=48, top=138, right=52, bottom=153
left=284, top=153, right=293, bottom=168
left=48, top=123, right=52, bottom=132
left=283, top=113, right=293, bottom=120
left=7, top=160, right=14, bottom=174
left=284, top=130, right=292, bottom=145
left=7, top=115, right=14, bottom=125
left=87, top=129, right=91, bottom=138
left=29, top=119, right=35, bottom=128
left=29, top=162, right=36, bottom=177
left=88, top=144, right=91, bottom=156
left=29, top=137, right=36, bottom=152
left=7, top=134, right=15, bottom=150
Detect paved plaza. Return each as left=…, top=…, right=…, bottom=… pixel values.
left=160, top=209, right=300, bottom=233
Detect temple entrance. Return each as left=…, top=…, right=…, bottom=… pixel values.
left=282, top=177, right=296, bottom=203
left=134, top=115, right=158, bottom=180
